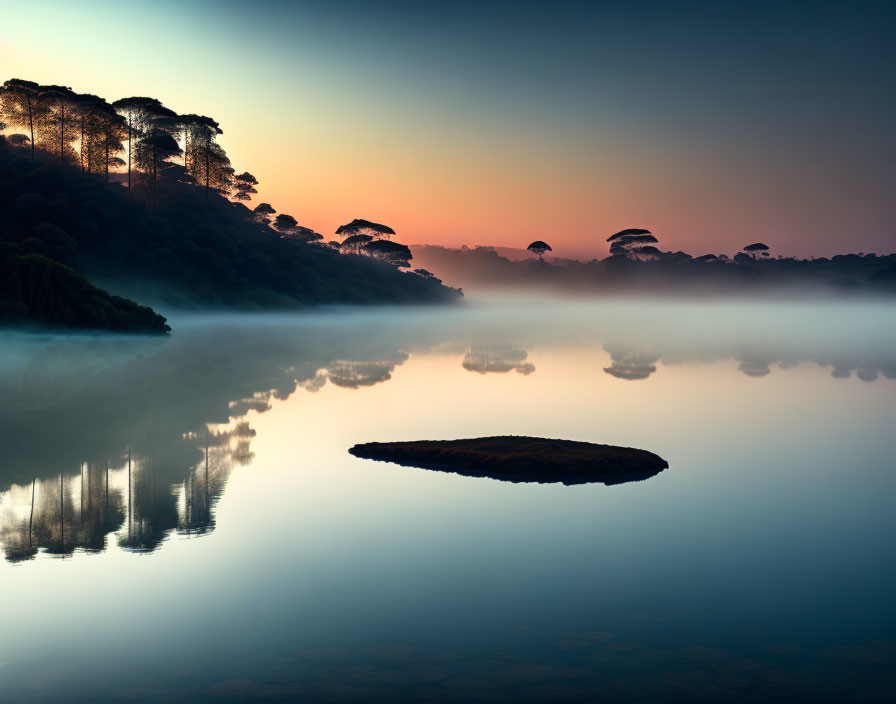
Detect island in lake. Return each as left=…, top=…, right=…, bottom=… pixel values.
left=349, top=436, right=668, bottom=485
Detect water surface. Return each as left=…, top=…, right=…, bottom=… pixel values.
left=1, top=299, right=895, bottom=702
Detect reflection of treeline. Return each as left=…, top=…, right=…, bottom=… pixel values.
left=462, top=342, right=535, bottom=375
left=0, top=464, right=124, bottom=561
left=179, top=424, right=254, bottom=537
left=411, top=245, right=896, bottom=295
left=0, top=78, right=458, bottom=318
left=0, top=322, right=423, bottom=492
left=2, top=302, right=893, bottom=559
left=602, top=343, right=896, bottom=382
left=0, top=422, right=248, bottom=561
left=0, top=324, right=416, bottom=560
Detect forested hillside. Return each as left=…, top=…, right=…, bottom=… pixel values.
left=0, top=78, right=459, bottom=325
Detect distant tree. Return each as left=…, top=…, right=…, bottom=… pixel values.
left=742, top=242, right=770, bottom=260
left=527, top=240, right=552, bottom=261
left=606, top=228, right=660, bottom=260
left=632, top=245, right=661, bottom=259
left=135, top=129, right=181, bottom=211
left=232, top=171, right=258, bottom=201
left=182, top=115, right=232, bottom=201
left=293, top=226, right=324, bottom=243
left=77, top=95, right=127, bottom=181
left=274, top=214, right=298, bottom=233
left=273, top=214, right=322, bottom=243
left=204, top=142, right=233, bottom=199
left=37, top=85, right=82, bottom=166
left=75, top=93, right=102, bottom=173
left=339, top=233, right=373, bottom=254
left=413, top=268, right=441, bottom=283
left=113, top=97, right=177, bottom=199
left=178, top=113, right=208, bottom=174
left=97, top=107, right=128, bottom=182
left=1, top=79, right=47, bottom=162
left=335, top=218, right=396, bottom=240
left=252, top=202, right=275, bottom=225
left=363, top=239, right=412, bottom=268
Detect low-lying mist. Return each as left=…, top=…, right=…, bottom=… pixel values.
left=1, top=297, right=894, bottom=489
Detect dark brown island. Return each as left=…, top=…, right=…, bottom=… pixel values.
left=349, top=436, right=668, bottom=485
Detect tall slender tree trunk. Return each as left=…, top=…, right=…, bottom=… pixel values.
left=205, top=434, right=210, bottom=514
left=28, top=100, right=34, bottom=162
left=59, top=100, right=65, bottom=166
left=151, top=152, right=157, bottom=213
left=127, top=115, right=132, bottom=199
left=59, top=473, right=64, bottom=555
left=205, top=138, right=210, bottom=203
left=29, top=477, right=35, bottom=549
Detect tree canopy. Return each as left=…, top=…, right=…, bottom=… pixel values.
left=336, top=218, right=396, bottom=239
left=527, top=240, right=552, bottom=260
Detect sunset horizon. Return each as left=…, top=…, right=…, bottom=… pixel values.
left=2, top=3, right=895, bottom=703
left=3, top=0, right=894, bottom=259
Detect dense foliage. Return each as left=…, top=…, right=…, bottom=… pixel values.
left=412, top=241, right=896, bottom=296
left=0, top=78, right=459, bottom=319
left=0, top=137, right=458, bottom=309
left=0, top=244, right=169, bottom=332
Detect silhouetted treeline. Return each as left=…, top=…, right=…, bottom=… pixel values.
left=0, top=78, right=459, bottom=325
left=0, top=79, right=240, bottom=208
left=411, top=243, right=896, bottom=296
left=0, top=137, right=456, bottom=311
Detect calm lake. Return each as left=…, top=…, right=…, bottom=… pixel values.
left=1, top=298, right=895, bottom=702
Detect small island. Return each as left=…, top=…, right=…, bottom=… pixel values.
left=349, top=436, right=668, bottom=485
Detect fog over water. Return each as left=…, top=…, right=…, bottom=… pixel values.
left=1, top=298, right=894, bottom=702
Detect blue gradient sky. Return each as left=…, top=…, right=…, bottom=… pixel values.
left=2, top=0, right=894, bottom=257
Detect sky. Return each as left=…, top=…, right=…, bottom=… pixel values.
left=2, top=0, right=895, bottom=258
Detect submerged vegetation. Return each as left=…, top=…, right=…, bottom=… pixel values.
left=0, top=78, right=459, bottom=328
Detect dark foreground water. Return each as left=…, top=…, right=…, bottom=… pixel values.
left=1, top=299, right=894, bottom=702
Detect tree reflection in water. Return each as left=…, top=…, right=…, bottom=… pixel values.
left=602, top=344, right=659, bottom=380
left=462, top=341, right=535, bottom=375
left=0, top=421, right=250, bottom=561
left=1, top=304, right=894, bottom=561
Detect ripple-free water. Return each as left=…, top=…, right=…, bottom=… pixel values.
left=1, top=299, right=894, bottom=702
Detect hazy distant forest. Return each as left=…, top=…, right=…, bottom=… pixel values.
left=0, top=78, right=456, bottom=331
left=1, top=77, right=894, bottom=333
left=414, top=229, right=896, bottom=295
